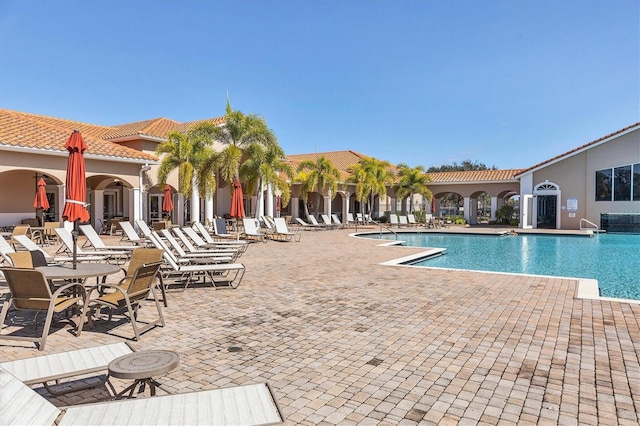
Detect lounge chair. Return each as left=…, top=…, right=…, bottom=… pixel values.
left=194, top=221, right=246, bottom=248
left=345, top=213, right=356, bottom=228
left=55, top=228, right=130, bottom=264
left=148, top=233, right=245, bottom=289
left=331, top=214, right=344, bottom=229
left=273, top=217, right=301, bottom=242
left=1, top=349, right=282, bottom=426
left=389, top=214, right=399, bottom=227
left=0, top=365, right=61, bottom=425
left=241, top=218, right=268, bottom=242
left=0, top=267, right=87, bottom=350
left=12, top=235, right=106, bottom=264
left=407, top=214, right=420, bottom=227
left=59, top=382, right=282, bottom=426
left=398, top=215, right=409, bottom=227
left=181, top=226, right=247, bottom=254
left=80, top=225, right=137, bottom=251
left=212, top=218, right=240, bottom=240
left=307, top=215, right=330, bottom=230
left=135, top=220, right=153, bottom=238
left=83, top=259, right=164, bottom=341
left=118, top=221, right=146, bottom=245
left=320, top=214, right=338, bottom=229
left=295, top=217, right=322, bottom=230
left=160, top=229, right=237, bottom=263
left=10, top=224, right=33, bottom=248
left=0, top=341, right=133, bottom=396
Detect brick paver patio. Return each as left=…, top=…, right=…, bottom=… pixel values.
left=1, top=227, right=639, bottom=425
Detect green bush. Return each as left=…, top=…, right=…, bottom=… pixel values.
left=495, top=205, right=516, bottom=225
left=509, top=219, right=520, bottom=227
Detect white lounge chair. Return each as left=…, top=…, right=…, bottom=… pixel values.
left=194, top=222, right=246, bottom=248
left=273, top=217, right=301, bottom=242
left=80, top=225, right=137, bottom=251
left=118, top=221, right=146, bottom=245
left=181, top=227, right=247, bottom=254
left=212, top=218, right=240, bottom=240
left=55, top=228, right=129, bottom=264
left=398, top=215, right=409, bottom=227
left=159, top=229, right=237, bottom=263
left=331, top=214, right=344, bottom=229
left=295, top=217, right=322, bottom=231
left=148, top=233, right=245, bottom=289
left=135, top=220, right=153, bottom=238
left=1, top=366, right=61, bottom=425
left=12, top=235, right=106, bottom=264
left=0, top=342, right=133, bottom=395
left=308, top=215, right=330, bottom=230
left=389, top=215, right=399, bottom=227
left=59, top=382, right=282, bottom=426
left=407, top=214, right=420, bottom=227
left=320, top=214, right=337, bottom=229
left=241, top=218, right=268, bottom=242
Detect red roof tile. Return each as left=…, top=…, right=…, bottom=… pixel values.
left=427, top=169, right=523, bottom=183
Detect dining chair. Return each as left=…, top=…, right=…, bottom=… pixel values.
left=0, top=267, right=87, bottom=350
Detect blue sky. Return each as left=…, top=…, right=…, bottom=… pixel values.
left=1, top=0, right=638, bottom=170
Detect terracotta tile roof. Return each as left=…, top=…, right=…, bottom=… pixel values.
left=515, top=122, right=640, bottom=176
left=0, top=109, right=157, bottom=162
left=427, top=169, right=523, bottom=183
left=286, top=150, right=378, bottom=181
left=103, top=116, right=227, bottom=140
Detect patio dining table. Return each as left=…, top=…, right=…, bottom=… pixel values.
left=37, top=263, right=122, bottom=286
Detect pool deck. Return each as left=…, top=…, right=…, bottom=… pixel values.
left=1, top=226, right=639, bottom=425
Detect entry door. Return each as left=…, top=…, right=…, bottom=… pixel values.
left=522, top=195, right=533, bottom=228
left=149, top=194, right=162, bottom=221
left=536, top=195, right=557, bottom=229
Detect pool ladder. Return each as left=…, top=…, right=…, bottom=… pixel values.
left=579, top=218, right=599, bottom=232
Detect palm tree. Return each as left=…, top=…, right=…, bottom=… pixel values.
left=241, top=142, right=294, bottom=217
left=194, top=98, right=277, bottom=186
left=155, top=127, right=218, bottom=201
left=393, top=163, right=432, bottom=214
left=346, top=157, right=393, bottom=218
left=296, top=156, right=340, bottom=218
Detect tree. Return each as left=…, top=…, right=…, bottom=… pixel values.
left=346, top=157, right=393, bottom=218
left=427, top=159, right=496, bottom=173
left=241, top=142, right=294, bottom=215
left=393, top=163, right=432, bottom=213
left=192, top=98, right=277, bottom=185
left=296, top=156, right=340, bottom=218
left=155, top=127, right=217, bottom=200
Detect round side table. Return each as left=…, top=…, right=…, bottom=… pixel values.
left=108, top=350, right=179, bottom=399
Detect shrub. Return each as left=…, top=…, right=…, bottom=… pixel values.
left=495, top=205, right=516, bottom=225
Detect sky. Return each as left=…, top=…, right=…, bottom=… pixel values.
left=1, top=0, right=638, bottom=170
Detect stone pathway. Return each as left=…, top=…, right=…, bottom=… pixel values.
left=1, top=227, right=638, bottom=425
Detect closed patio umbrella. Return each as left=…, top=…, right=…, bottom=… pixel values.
left=33, top=177, right=49, bottom=225
left=162, top=184, right=174, bottom=215
left=62, top=130, right=90, bottom=269
left=230, top=177, right=245, bottom=221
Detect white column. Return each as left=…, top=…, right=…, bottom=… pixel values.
left=342, top=192, right=349, bottom=223
left=58, top=184, right=65, bottom=221
left=176, top=194, right=185, bottom=226
left=463, top=197, right=471, bottom=223
left=122, top=188, right=130, bottom=218
left=190, top=177, right=200, bottom=223
left=291, top=197, right=299, bottom=221
left=265, top=183, right=273, bottom=217
left=130, top=188, right=141, bottom=224
left=93, top=189, right=104, bottom=232
left=490, top=196, right=498, bottom=221
left=205, top=197, right=214, bottom=225
left=324, top=190, right=332, bottom=215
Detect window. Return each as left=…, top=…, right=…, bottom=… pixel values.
left=595, top=169, right=612, bottom=201
left=597, top=163, right=640, bottom=201
left=614, top=165, right=632, bottom=201
left=634, top=163, right=640, bottom=201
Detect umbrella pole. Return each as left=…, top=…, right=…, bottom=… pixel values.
left=72, top=219, right=79, bottom=269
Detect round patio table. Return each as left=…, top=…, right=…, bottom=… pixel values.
left=108, top=350, right=179, bottom=399
left=37, top=263, right=121, bottom=281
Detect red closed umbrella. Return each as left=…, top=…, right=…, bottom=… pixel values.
left=34, top=178, right=50, bottom=210
left=34, top=177, right=50, bottom=226
left=62, top=130, right=89, bottom=269
left=162, top=184, right=174, bottom=213
left=431, top=197, right=436, bottom=214
left=230, top=177, right=245, bottom=219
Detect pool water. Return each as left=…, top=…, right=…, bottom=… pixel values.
left=366, top=232, right=640, bottom=301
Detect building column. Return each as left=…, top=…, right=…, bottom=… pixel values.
left=342, top=192, right=350, bottom=223
left=291, top=197, right=299, bottom=221
left=324, top=191, right=332, bottom=216
left=463, top=197, right=471, bottom=223
left=205, top=197, right=214, bottom=225
left=190, top=178, right=200, bottom=224
left=265, top=183, right=273, bottom=218
left=93, top=189, right=104, bottom=232
left=176, top=194, right=185, bottom=226
left=490, top=196, right=498, bottom=221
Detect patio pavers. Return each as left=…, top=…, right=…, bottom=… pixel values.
left=1, top=228, right=639, bottom=425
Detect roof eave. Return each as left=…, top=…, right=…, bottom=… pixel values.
left=104, top=134, right=166, bottom=143
left=0, top=144, right=159, bottom=165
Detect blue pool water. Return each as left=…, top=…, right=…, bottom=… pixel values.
left=364, top=232, right=640, bottom=300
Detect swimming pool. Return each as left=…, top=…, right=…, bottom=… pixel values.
left=363, top=232, right=640, bottom=301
